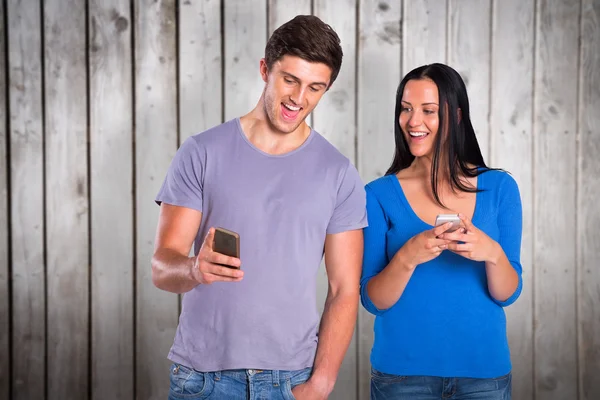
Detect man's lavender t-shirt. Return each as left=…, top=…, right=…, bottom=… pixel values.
left=155, top=118, right=367, bottom=372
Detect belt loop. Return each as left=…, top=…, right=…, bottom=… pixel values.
left=272, top=369, right=280, bottom=387
left=214, top=371, right=221, bottom=381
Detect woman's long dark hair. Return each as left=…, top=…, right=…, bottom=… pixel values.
left=386, top=63, right=491, bottom=207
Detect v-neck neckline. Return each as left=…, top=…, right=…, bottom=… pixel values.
left=389, top=172, right=482, bottom=229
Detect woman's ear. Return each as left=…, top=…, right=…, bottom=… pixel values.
left=457, top=108, right=462, bottom=123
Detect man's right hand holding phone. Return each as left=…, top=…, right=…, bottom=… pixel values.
left=192, top=227, right=243, bottom=285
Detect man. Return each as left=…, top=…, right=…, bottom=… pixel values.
left=152, top=15, right=366, bottom=400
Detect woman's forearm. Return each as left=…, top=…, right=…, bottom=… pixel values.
left=366, top=249, right=416, bottom=310
left=485, top=242, right=519, bottom=302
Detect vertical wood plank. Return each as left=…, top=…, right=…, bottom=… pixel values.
left=89, top=1, right=133, bottom=399
left=313, top=0, right=356, bottom=160
left=135, top=1, right=178, bottom=399
left=44, top=0, right=89, bottom=398
left=579, top=0, right=600, bottom=399
left=7, top=1, right=45, bottom=399
left=356, top=1, right=401, bottom=399
left=224, top=1, right=267, bottom=120
left=268, top=0, right=311, bottom=35
left=534, top=0, right=579, bottom=399
left=179, top=0, right=222, bottom=141
left=402, top=0, right=447, bottom=75
left=312, top=2, right=357, bottom=399
left=448, top=0, right=491, bottom=161
left=0, top=1, right=9, bottom=398
left=491, top=1, right=535, bottom=398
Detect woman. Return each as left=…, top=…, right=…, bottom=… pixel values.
left=360, top=63, right=522, bottom=400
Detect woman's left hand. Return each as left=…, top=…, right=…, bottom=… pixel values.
left=438, top=213, right=500, bottom=263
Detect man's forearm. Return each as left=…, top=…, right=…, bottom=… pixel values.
left=151, top=248, right=198, bottom=294
left=310, top=290, right=359, bottom=395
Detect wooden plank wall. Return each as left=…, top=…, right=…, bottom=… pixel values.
left=0, top=1, right=598, bottom=399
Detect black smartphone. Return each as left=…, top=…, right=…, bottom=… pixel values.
left=213, top=227, right=240, bottom=269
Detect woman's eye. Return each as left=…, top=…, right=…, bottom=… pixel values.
left=400, top=107, right=411, bottom=112
left=424, top=109, right=436, bottom=115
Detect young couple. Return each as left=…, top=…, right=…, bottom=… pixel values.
left=152, top=15, right=522, bottom=400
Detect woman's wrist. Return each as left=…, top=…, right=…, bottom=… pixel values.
left=393, top=246, right=416, bottom=272
left=486, top=241, right=503, bottom=266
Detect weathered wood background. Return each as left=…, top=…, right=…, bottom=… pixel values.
left=0, top=0, right=598, bottom=399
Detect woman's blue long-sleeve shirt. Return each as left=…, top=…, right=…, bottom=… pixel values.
left=360, top=170, right=523, bottom=379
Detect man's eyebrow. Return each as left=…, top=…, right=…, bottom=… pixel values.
left=282, top=72, right=328, bottom=87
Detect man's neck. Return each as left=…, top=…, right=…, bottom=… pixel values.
left=239, top=100, right=311, bottom=156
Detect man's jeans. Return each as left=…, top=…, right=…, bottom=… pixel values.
left=371, top=368, right=512, bottom=400
left=168, top=363, right=312, bottom=399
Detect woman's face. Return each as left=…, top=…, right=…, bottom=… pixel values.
left=398, top=79, right=440, bottom=158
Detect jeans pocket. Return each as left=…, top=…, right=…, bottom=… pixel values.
left=370, top=367, right=408, bottom=384
left=282, top=381, right=296, bottom=400
left=494, top=372, right=512, bottom=393
left=169, top=363, right=214, bottom=399
left=281, top=367, right=312, bottom=400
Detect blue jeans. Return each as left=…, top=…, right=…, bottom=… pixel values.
left=168, top=363, right=312, bottom=399
left=371, top=368, right=511, bottom=400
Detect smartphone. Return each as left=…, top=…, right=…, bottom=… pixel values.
left=213, top=227, right=240, bottom=269
left=434, top=214, right=461, bottom=233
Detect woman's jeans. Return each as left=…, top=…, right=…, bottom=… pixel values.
left=371, top=368, right=512, bottom=400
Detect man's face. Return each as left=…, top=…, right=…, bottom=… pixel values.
left=261, top=55, right=332, bottom=134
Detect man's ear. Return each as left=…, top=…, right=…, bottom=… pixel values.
left=259, top=58, right=269, bottom=83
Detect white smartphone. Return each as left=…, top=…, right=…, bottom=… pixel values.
left=434, top=214, right=461, bottom=233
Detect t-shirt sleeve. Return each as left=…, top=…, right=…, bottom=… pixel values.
left=155, top=137, right=205, bottom=212
left=326, top=161, right=368, bottom=234
left=492, top=173, right=523, bottom=307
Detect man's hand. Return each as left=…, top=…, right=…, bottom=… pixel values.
left=192, top=227, right=244, bottom=284
left=291, top=378, right=330, bottom=400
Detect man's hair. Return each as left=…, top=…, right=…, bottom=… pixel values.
left=265, top=15, right=343, bottom=87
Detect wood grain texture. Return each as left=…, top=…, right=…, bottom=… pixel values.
left=312, top=2, right=358, bottom=398
left=224, top=1, right=267, bottom=120
left=179, top=0, right=222, bottom=141
left=7, top=0, right=45, bottom=398
left=0, top=1, right=8, bottom=398
left=44, top=0, right=89, bottom=398
left=134, top=1, right=178, bottom=398
left=268, top=0, right=311, bottom=35
left=402, top=0, right=447, bottom=75
left=0, top=2, right=599, bottom=399
left=448, top=0, right=491, bottom=161
left=89, top=1, right=134, bottom=399
left=534, top=0, right=580, bottom=399
left=356, top=1, right=402, bottom=399
left=313, top=0, right=357, bottom=161
left=490, top=1, right=535, bottom=398
left=578, top=0, right=600, bottom=399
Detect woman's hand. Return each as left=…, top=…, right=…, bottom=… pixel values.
left=439, top=213, right=501, bottom=263
left=396, top=222, right=455, bottom=270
